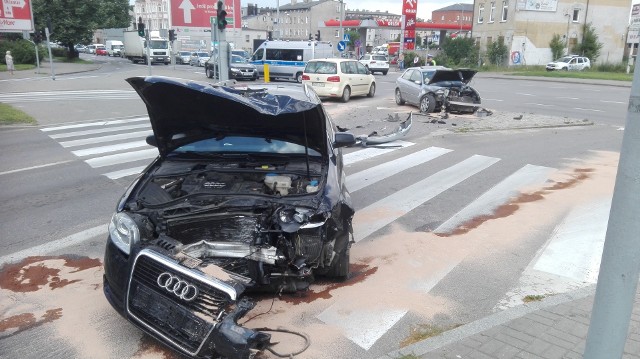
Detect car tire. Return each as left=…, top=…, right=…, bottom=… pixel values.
left=562, top=67, right=568, bottom=71
left=367, top=83, right=375, bottom=97
left=206, top=67, right=213, bottom=78
left=395, top=88, right=405, bottom=105
left=383, top=71, right=388, bottom=75
left=420, top=94, right=436, bottom=113
left=341, top=86, right=351, bottom=103
left=325, top=238, right=350, bottom=279
left=296, top=72, right=303, bottom=83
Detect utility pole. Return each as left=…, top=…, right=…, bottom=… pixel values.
left=339, top=0, right=344, bottom=43
left=583, top=53, right=640, bottom=359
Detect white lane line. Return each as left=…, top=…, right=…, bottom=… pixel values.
left=524, top=103, right=554, bottom=107
left=559, top=97, right=579, bottom=100
left=353, top=155, right=500, bottom=241
left=0, top=160, right=76, bottom=176
left=49, top=123, right=150, bottom=139
left=85, top=148, right=158, bottom=168
left=347, top=147, right=452, bottom=192
left=533, top=198, right=611, bottom=283
left=72, top=140, right=149, bottom=157
left=574, top=107, right=603, bottom=112
left=434, top=164, right=556, bottom=235
left=516, top=93, right=536, bottom=97
left=41, top=117, right=149, bottom=132
left=0, top=224, right=107, bottom=267
left=59, top=130, right=152, bottom=147
left=105, top=166, right=148, bottom=180
left=483, top=98, right=504, bottom=102
left=317, top=304, right=407, bottom=350
left=600, top=100, right=626, bottom=104
left=344, top=141, right=415, bottom=165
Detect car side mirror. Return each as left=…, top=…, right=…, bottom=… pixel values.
left=146, top=135, right=158, bottom=147
left=333, top=132, right=356, bottom=148
left=414, top=80, right=421, bottom=85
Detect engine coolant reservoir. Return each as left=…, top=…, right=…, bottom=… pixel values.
left=306, top=180, right=319, bottom=193
left=264, top=174, right=292, bottom=195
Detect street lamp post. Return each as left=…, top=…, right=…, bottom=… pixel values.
left=276, top=0, right=280, bottom=40
left=339, top=0, right=344, bottom=42
left=565, top=13, right=571, bottom=55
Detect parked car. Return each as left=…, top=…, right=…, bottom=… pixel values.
left=175, top=51, right=191, bottom=64
left=395, top=66, right=481, bottom=113
left=96, top=47, right=108, bottom=56
left=546, top=55, right=591, bottom=71
left=103, top=75, right=356, bottom=359
left=302, top=58, right=376, bottom=102
left=358, top=53, right=390, bottom=75
left=75, top=44, right=87, bottom=53
left=189, top=51, right=210, bottom=66
left=205, top=54, right=258, bottom=81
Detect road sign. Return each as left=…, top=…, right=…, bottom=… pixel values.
left=337, top=41, right=346, bottom=52
left=343, top=34, right=350, bottom=42
left=171, top=0, right=240, bottom=29
left=0, top=0, right=34, bottom=32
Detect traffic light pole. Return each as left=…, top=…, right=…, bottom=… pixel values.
left=146, top=30, right=152, bottom=76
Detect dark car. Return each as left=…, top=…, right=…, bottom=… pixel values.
left=103, top=76, right=356, bottom=359
left=395, top=66, right=481, bottom=113
left=205, top=54, right=258, bottom=81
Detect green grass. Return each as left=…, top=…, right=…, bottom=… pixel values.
left=400, top=323, right=462, bottom=347
left=523, top=294, right=546, bottom=303
left=0, top=103, right=36, bottom=125
left=395, top=355, right=420, bottom=359
left=1, top=63, right=36, bottom=72
left=506, top=70, right=632, bottom=81
left=52, top=56, right=92, bottom=64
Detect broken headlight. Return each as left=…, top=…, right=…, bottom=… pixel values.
left=108, top=212, right=140, bottom=255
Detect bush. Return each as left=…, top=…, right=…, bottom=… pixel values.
left=51, top=47, right=68, bottom=58
left=0, top=39, right=43, bottom=65
left=594, top=62, right=630, bottom=73
left=403, top=52, right=423, bottom=67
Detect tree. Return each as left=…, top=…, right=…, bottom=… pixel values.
left=416, top=34, right=422, bottom=49
left=549, top=34, right=565, bottom=60
left=32, top=0, right=130, bottom=58
left=440, top=37, right=478, bottom=67
left=574, top=22, right=602, bottom=63
left=346, top=30, right=360, bottom=49
left=487, top=37, right=508, bottom=65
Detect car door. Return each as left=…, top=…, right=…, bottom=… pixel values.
left=397, top=69, right=414, bottom=103
left=407, top=70, right=423, bottom=105
left=355, top=61, right=371, bottom=95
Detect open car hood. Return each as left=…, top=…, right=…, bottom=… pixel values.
left=126, top=76, right=327, bottom=157
left=428, top=69, right=477, bottom=84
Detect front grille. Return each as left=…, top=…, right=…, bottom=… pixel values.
left=127, top=250, right=236, bottom=355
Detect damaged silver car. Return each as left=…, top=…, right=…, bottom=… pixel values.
left=395, top=66, right=481, bottom=114
left=103, top=76, right=356, bottom=358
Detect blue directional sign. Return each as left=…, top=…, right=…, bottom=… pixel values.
left=337, top=41, right=346, bottom=52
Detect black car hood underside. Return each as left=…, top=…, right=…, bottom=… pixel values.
left=127, top=76, right=327, bottom=157
left=429, top=69, right=477, bottom=85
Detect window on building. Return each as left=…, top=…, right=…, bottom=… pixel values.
left=441, top=15, right=445, bottom=20
left=335, top=29, right=339, bottom=38
left=501, top=1, right=508, bottom=21
left=478, top=5, right=484, bottom=23
left=572, top=8, right=580, bottom=22
left=245, top=35, right=250, bottom=42
left=489, top=2, right=495, bottom=22
left=487, top=36, right=493, bottom=46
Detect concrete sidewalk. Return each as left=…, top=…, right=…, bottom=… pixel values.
left=379, top=285, right=640, bottom=359
left=0, top=59, right=101, bottom=81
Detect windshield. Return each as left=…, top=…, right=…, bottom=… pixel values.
left=231, top=55, right=247, bottom=64
left=113, top=45, right=123, bottom=50
left=180, top=51, right=191, bottom=56
left=197, top=52, right=209, bottom=57
left=148, top=40, right=168, bottom=49
left=305, top=61, right=337, bottom=74
left=555, top=56, right=575, bottom=63
left=172, top=136, right=321, bottom=156
left=422, top=70, right=436, bottom=83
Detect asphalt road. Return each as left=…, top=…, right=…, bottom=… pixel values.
left=0, top=57, right=631, bottom=358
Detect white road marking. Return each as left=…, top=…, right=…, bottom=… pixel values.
left=600, top=100, right=626, bottom=104
left=41, top=117, right=149, bottom=132
left=317, top=304, right=407, bottom=350
left=344, top=141, right=415, bottom=165
left=482, top=98, right=504, bottom=102
left=558, top=97, right=579, bottom=100
left=59, top=130, right=153, bottom=147
left=49, top=123, right=150, bottom=139
left=0, top=160, right=75, bottom=176
left=574, top=107, right=603, bottom=112
left=0, top=224, right=107, bottom=267
left=516, top=93, right=536, bottom=97
left=71, top=140, right=149, bottom=157
left=105, top=166, right=148, bottom=180
left=85, top=148, right=158, bottom=168
left=347, top=147, right=452, bottom=192
left=524, top=103, right=554, bottom=107
left=434, top=164, right=556, bottom=234
left=353, top=155, right=500, bottom=241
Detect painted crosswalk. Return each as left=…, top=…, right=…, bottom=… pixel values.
left=42, top=117, right=605, bottom=352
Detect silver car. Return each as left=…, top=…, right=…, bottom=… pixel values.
left=395, top=66, right=481, bottom=113
left=175, top=51, right=191, bottom=64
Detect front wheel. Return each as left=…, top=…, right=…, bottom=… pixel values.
left=367, top=83, right=376, bottom=97
left=205, top=67, right=213, bottom=78
left=341, top=86, right=351, bottom=103
left=296, top=72, right=303, bottom=83
left=383, top=71, right=388, bottom=75
left=420, top=94, right=436, bottom=113
left=395, top=88, right=405, bottom=105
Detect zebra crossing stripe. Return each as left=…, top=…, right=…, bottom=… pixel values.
left=347, top=147, right=452, bottom=192
left=434, top=164, right=556, bottom=235
left=71, top=140, right=150, bottom=157
left=353, top=155, right=500, bottom=242
left=49, top=123, right=151, bottom=139
left=105, top=166, right=149, bottom=180
left=59, top=130, right=153, bottom=148
left=85, top=148, right=158, bottom=168
left=344, top=140, right=415, bottom=165
left=41, top=117, right=149, bottom=132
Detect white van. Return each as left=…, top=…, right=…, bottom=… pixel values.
left=250, top=40, right=334, bottom=83
left=86, top=44, right=105, bottom=54
left=105, top=40, right=124, bottom=57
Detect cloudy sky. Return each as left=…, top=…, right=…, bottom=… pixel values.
left=249, top=0, right=467, bottom=21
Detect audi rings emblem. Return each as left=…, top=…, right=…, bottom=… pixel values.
left=157, top=272, right=199, bottom=302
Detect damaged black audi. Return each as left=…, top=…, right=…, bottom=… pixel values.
left=103, top=76, right=356, bottom=359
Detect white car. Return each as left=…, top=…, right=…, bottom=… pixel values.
left=189, top=51, right=210, bottom=66
left=358, top=54, right=390, bottom=75
left=302, top=58, right=376, bottom=102
left=546, top=55, right=590, bottom=71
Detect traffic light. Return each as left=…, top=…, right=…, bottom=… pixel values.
left=33, top=30, right=43, bottom=43
left=316, top=30, right=321, bottom=41
left=169, top=29, right=176, bottom=42
left=137, top=17, right=145, bottom=37
left=216, top=1, right=227, bottom=30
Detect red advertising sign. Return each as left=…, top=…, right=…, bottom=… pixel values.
left=171, top=0, right=240, bottom=29
left=402, top=0, right=418, bottom=50
left=0, top=0, right=34, bottom=32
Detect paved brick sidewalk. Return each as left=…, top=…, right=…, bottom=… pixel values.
left=380, top=285, right=640, bottom=359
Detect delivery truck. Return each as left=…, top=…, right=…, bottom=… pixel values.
left=123, top=31, right=170, bottom=65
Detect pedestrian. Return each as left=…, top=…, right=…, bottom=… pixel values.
left=398, top=52, right=405, bottom=70
left=426, top=54, right=436, bottom=66
left=414, top=55, right=420, bottom=66
left=5, top=50, right=15, bottom=75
